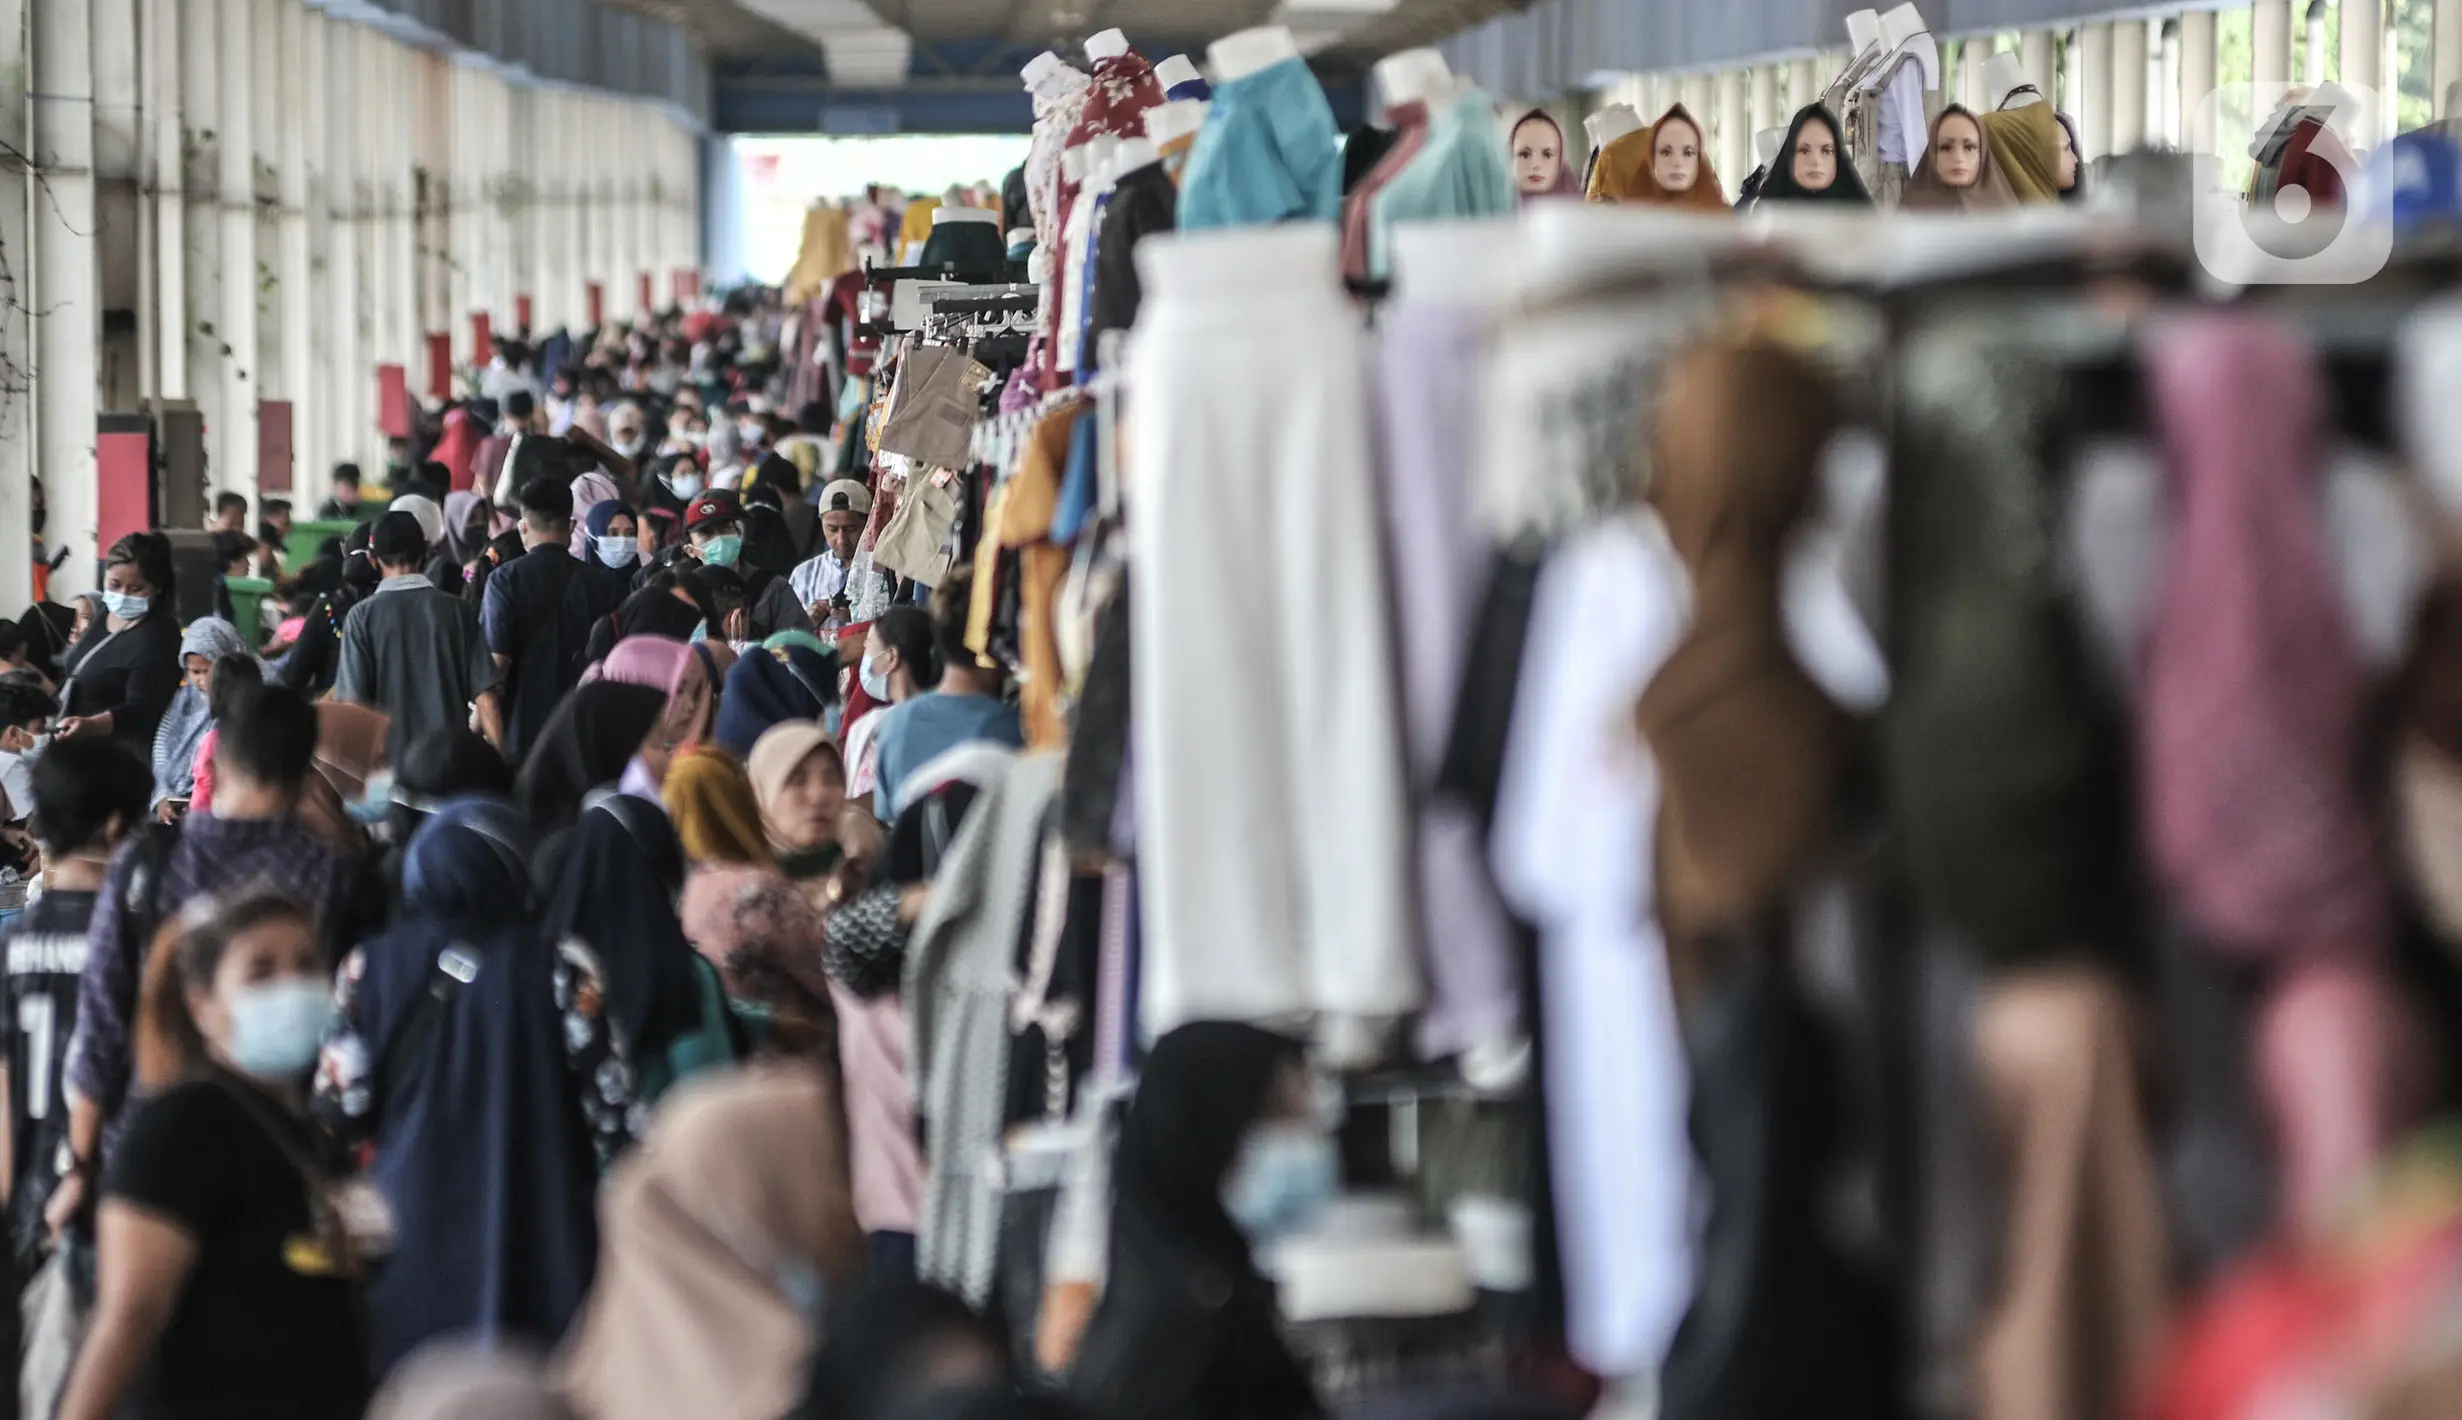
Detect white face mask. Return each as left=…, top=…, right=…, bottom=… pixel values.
left=100, top=590, right=151, bottom=621
left=596, top=536, right=640, bottom=568
left=668, top=472, right=705, bottom=500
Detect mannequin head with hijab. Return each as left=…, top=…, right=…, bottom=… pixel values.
left=1933, top=108, right=1985, bottom=188
left=1652, top=111, right=1706, bottom=195
left=1757, top=103, right=1871, bottom=206
left=1510, top=110, right=1572, bottom=196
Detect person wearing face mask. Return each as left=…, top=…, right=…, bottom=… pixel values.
left=58, top=684, right=375, bottom=1244
left=1587, top=104, right=1729, bottom=210
left=605, top=402, right=651, bottom=466
left=485, top=478, right=632, bottom=763
left=1754, top=102, right=1873, bottom=207
left=59, top=532, right=184, bottom=752
left=867, top=570, right=1021, bottom=825
left=0, top=673, right=57, bottom=824
left=1072, top=1022, right=1326, bottom=1420
left=314, top=797, right=634, bottom=1374
left=554, top=1060, right=864, bottom=1420
left=842, top=606, right=936, bottom=818
left=792, top=480, right=876, bottom=637
left=281, top=524, right=383, bottom=698
left=681, top=491, right=816, bottom=642
left=641, top=454, right=704, bottom=550
left=54, top=891, right=373, bottom=1420
left=150, top=617, right=257, bottom=815
left=584, top=501, right=645, bottom=599
left=2, top=739, right=150, bottom=1277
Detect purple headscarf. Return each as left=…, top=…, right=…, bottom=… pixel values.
left=1509, top=109, right=1583, bottom=202
left=570, top=471, right=621, bottom=558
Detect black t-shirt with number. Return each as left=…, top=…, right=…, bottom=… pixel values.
left=103, top=1071, right=372, bottom=1420
left=1, top=888, right=95, bottom=1267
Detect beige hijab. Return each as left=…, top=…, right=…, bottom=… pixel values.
left=556, top=1061, right=864, bottom=1420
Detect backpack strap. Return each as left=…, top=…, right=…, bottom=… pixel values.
left=369, top=944, right=481, bottom=1117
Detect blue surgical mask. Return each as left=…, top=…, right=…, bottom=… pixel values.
left=1221, top=1126, right=1339, bottom=1242
left=596, top=536, right=640, bottom=568
left=100, top=590, right=150, bottom=621
left=698, top=534, right=743, bottom=568
left=775, top=1260, right=828, bottom=1318
left=344, top=770, right=395, bottom=825
left=860, top=655, right=890, bottom=702
left=225, top=978, right=336, bottom=1080
left=690, top=621, right=711, bottom=645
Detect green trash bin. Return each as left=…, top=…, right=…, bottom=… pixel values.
left=286, top=519, right=358, bottom=573
left=223, top=577, right=275, bottom=646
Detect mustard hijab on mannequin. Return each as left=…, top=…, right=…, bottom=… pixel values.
left=1588, top=104, right=1730, bottom=210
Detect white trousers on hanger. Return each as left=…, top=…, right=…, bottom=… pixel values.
left=1127, top=224, right=1421, bottom=1048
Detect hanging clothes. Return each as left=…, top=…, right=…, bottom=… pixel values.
left=1177, top=57, right=1343, bottom=230
left=1338, top=100, right=1431, bottom=280
left=1125, top=224, right=1419, bottom=1050
left=1083, top=160, right=1178, bottom=365
left=1375, top=220, right=1522, bottom=1065
left=1366, top=88, right=1519, bottom=279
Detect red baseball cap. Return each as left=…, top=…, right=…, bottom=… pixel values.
left=684, top=489, right=743, bottom=532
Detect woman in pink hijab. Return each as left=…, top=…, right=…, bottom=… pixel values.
left=1510, top=109, right=1582, bottom=201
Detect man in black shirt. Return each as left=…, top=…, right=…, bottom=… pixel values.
left=0, top=739, right=149, bottom=1272
left=483, top=477, right=627, bottom=764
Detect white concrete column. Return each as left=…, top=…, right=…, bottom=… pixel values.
left=1960, top=37, right=1990, bottom=108
left=277, top=0, right=314, bottom=501
left=324, top=18, right=363, bottom=475
left=2110, top=18, right=2147, bottom=154
left=0, top=0, right=31, bottom=603
left=2435, top=0, right=2462, bottom=116
left=2305, top=0, right=2331, bottom=84
left=216, top=0, right=258, bottom=500
left=1783, top=57, right=1813, bottom=109
left=2180, top=11, right=2217, bottom=149
left=2341, top=0, right=2384, bottom=140
left=393, top=42, right=424, bottom=401
left=2256, top=0, right=2295, bottom=84
left=183, top=0, right=223, bottom=483
left=145, top=0, right=183, bottom=403
left=1713, top=69, right=1747, bottom=190
left=33, top=0, right=100, bottom=588
left=1680, top=71, right=1713, bottom=134
left=93, top=0, right=141, bottom=411
left=2021, top=29, right=2055, bottom=94
left=2078, top=22, right=2114, bottom=158
left=1750, top=63, right=1779, bottom=135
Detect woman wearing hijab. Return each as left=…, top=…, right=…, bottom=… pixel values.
left=570, top=472, right=623, bottom=561
left=584, top=636, right=716, bottom=753
left=434, top=406, right=484, bottom=493
left=539, top=773, right=713, bottom=1088
left=316, top=798, right=635, bottom=1375
left=582, top=502, right=643, bottom=605
left=665, top=745, right=772, bottom=868
left=555, top=1062, right=865, bottom=1420
left=1509, top=109, right=1581, bottom=201
left=584, top=583, right=707, bottom=668
left=1900, top=105, right=2022, bottom=211
left=379, top=727, right=517, bottom=905
left=430, top=491, right=490, bottom=591
left=151, top=618, right=255, bottom=811
left=1072, top=1024, right=1325, bottom=1420
left=716, top=639, right=838, bottom=757
left=1755, top=103, right=1872, bottom=207
left=515, top=681, right=671, bottom=835
left=746, top=722, right=929, bottom=1282
left=1586, top=105, right=1729, bottom=210
left=283, top=523, right=381, bottom=696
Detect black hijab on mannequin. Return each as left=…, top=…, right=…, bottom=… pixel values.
left=1756, top=104, right=1873, bottom=207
